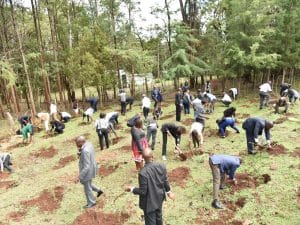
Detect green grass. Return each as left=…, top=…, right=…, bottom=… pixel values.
left=0, top=94, right=299, bottom=225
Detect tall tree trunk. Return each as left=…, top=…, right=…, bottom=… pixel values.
left=81, top=81, right=86, bottom=100
left=9, top=0, right=36, bottom=115
left=165, top=0, right=172, bottom=55
left=179, top=0, right=187, bottom=23
left=282, top=68, right=286, bottom=84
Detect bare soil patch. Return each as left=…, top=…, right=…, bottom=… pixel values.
left=297, top=187, right=300, bottom=204
left=7, top=142, right=30, bottom=150
left=0, top=172, right=10, bottom=179
left=99, top=164, right=120, bottom=177
left=72, top=211, right=129, bottom=225
left=285, top=113, right=298, bottom=117
left=290, top=147, right=300, bottom=157
left=229, top=173, right=259, bottom=193
left=120, top=145, right=131, bottom=152
left=115, top=124, right=123, bottom=130
left=262, top=174, right=271, bottom=184
left=21, top=186, right=64, bottom=213
left=266, top=143, right=287, bottom=155
left=160, top=114, right=174, bottom=120
left=78, top=121, right=90, bottom=126
left=181, top=118, right=194, bottom=125
left=204, top=128, right=229, bottom=138
left=168, top=167, right=191, bottom=187
left=0, top=180, right=17, bottom=189
left=7, top=211, right=27, bottom=222
left=32, top=146, right=58, bottom=158
left=180, top=149, right=204, bottom=160
left=236, top=113, right=250, bottom=119
left=273, top=116, right=288, bottom=124
left=53, top=155, right=76, bottom=170
left=112, top=136, right=125, bottom=145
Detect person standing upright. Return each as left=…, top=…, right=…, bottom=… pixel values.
left=151, top=86, right=159, bottom=109
left=183, top=90, right=192, bottom=114
left=175, top=88, right=182, bottom=122
left=95, top=113, right=110, bottom=150
left=75, top=136, right=103, bottom=208
left=126, top=148, right=175, bottom=225
left=259, top=81, right=272, bottom=109
left=119, top=89, right=127, bottom=115
left=86, top=97, right=98, bottom=112
left=142, top=94, right=151, bottom=120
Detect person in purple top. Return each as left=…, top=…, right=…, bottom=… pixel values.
left=209, top=154, right=242, bottom=209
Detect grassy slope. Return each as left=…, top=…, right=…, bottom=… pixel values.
left=0, top=95, right=299, bottom=225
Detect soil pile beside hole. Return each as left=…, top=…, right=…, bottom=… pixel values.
left=121, top=145, right=131, bottom=152
left=274, top=117, right=288, bottom=124
left=231, top=220, right=243, bottom=225
left=21, top=186, right=64, bottom=213
left=112, top=136, right=125, bottom=145
left=160, top=114, right=174, bottom=120
left=32, top=146, right=58, bottom=158
left=285, top=113, right=298, bottom=117
left=53, top=155, right=76, bottom=169
left=235, top=197, right=246, bottom=208
left=229, top=173, right=259, bottom=193
left=236, top=113, right=250, bottom=119
left=115, top=124, right=123, bottom=130
left=262, top=174, right=271, bottom=183
left=42, top=133, right=58, bottom=139
left=0, top=180, right=17, bottom=189
left=0, top=172, right=10, bottom=179
left=182, top=149, right=204, bottom=160
left=291, top=147, right=300, bottom=157
left=7, top=211, right=27, bottom=222
left=168, top=167, right=190, bottom=187
left=267, top=143, right=287, bottom=155
left=7, top=142, right=29, bottom=150
left=72, top=211, right=129, bottom=225
left=182, top=118, right=194, bottom=125
left=99, top=164, right=120, bottom=177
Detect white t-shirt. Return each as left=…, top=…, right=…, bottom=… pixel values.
left=119, top=92, right=126, bottom=102
left=84, top=108, right=94, bottom=116
left=230, top=88, right=238, bottom=96
left=106, top=112, right=118, bottom=121
left=142, top=97, right=151, bottom=108
left=95, top=118, right=109, bottom=129
left=222, top=94, right=232, bottom=102
left=61, top=112, right=71, bottom=118
left=190, top=122, right=204, bottom=134
left=259, top=83, right=272, bottom=92
left=50, top=103, right=57, bottom=115
left=206, top=93, right=217, bottom=101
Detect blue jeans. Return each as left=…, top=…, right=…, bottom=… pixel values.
left=218, top=118, right=239, bottom=136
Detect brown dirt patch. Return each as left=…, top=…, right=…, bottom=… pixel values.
left=290, top=147, right=300, bottom=157
left=78, top=121, right=89, bottom=126
left=180, top=149, right=204, bottom=160
left=99, top=164, right=119, bottom=177
left=285, top=113, right=298, bottom=117
left=7, top=211, right=27, bottom=222
left=273, top=116, right=288, bottom=124
left=21, top=186, right=64, bottom=213
left=229, top=173, right=259, bottom=193
left=236, top=113, right=250, bottom=119
left=204, top=128, right=229, bottom=138
left=168, top=167, right=191, bottom=187
left=112, top=136, right=125, bottom=145
left=181, top=118, right=194, bottom=125
left=32, top=146, right=58, bottom=158
left=42, top=133, right=58, bottom=139
left=0, top=172, right=10, bottom=179
left=120, top=145, right=131, bottom=152
left=262, top=174, right=271, bottom=184
left=72, top=211, right=129, bottom=225
left=297, top=187, right=300, bottom=204
left=115, top=124, right=123, bottom=130
left=235, top=197, right=247, bottom=208
left=160, top=114, right=174, bottom=120
left=0, top=180, right=17, bottom=189
left=53, top=155, right=77, bottom=170
left=266, top=143, right=287, bottom=155
left=7, top=142, right=30, bottom=150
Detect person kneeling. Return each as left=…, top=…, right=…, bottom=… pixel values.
left=273, top=97, right=289, bottom=114
left=0, top=153, right=13, bottom=173
left=221, top=92, right=232, bottom=107
left=50, top=120, right=65, bottom=134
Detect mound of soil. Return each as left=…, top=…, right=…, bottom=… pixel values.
left=168, top=167, right=191, bottom=187
left=204, top=128, right=229, bottom=138
left=78, top=122, right=89, bottom=126
left=285, top=113, right=298, bottom=117
left=115, top=124, right=123, bottom=130
left=181, top=149, right=204, bottom=160
left=73, top=211, right=129, bottom=225
left=120, top=145, right=131, bottom=152
left=99, top=164, right=120, bottom=177
left=273, top=117, right=288, bottom=124
left=235, top=197, right=247, bottom=208
left=32, top=146, right=58, bottom=158
left=112, top=136, right=125, bottom=145
left=21, top=186, right=64, bottom=213
left=290, top=147, right=300, bottom=157
left=262, top=174, right=271, bottom=183
left=229, top=173, right=259, bottom=193
left=7, top=211, right=27, bottom=222
left=53, top=155, right=76, bottom=170
left=7, top=142, right=29, bottom=150
left=181, top=118, right=194, bottom=125
left=42, top=133, right=58, bottom=139
left=0, top=172, right=10, bottom=179
left=0, top=180, right=17, bottom=189
left=236, top=113, right=250, bottom=119
left=160, top=114, right=174, bottom=120
left=266, top=143, right=287, bottom=155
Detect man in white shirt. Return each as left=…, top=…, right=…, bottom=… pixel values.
left=95, top=113, right=110, bottom=150
left=204, top=93, right=217, bottom=113
left=192, top=97, right=205, bottom=119
left=259, top=81, right=272, bottom=109
left=83, top=108, right=94, bottom=123
left=229, top=88, right=238, bottom=100
left=119, top=90, right=127, bottom=115
left=60, top=112, right=72, bottom=123
left=142, top=94, right=151, bottom=120
left=221, top=92, right=232, bottom=107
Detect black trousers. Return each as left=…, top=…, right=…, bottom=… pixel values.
left=3, top=155, right=12, bottom=172
left=121, top=101, right=126, bottom=115
left=98, top=128, right=109, bottom=150
left=245, top=130, right=254, bottom=153
left=143, top=107, right=150, bottom=119
left=175, top=104, right=181, bottom=121
left=162, top=132, right=168, bottom=156
left=259, top=91, right=269, bottom=109
left=144, top=207, right=163, bottom=225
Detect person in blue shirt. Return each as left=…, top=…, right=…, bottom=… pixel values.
left=86, top=97, right=98, bottom=112
left=217, top=117, right=240, bottom=138
left=242, top=117, right=273, bottom=154
left=209, top=154, right=242, bottom=209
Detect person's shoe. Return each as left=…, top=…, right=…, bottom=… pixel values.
left=221, top=136, right=225, bottom=138
left=212, top=199, right=223, bottom=209
left=248, top=150, right=257, bottom=155
left=219, top=184, right=226, bottom=190
left=162, top=155, right=167, bottom=161
left=97, top=190, right=103, bottom=197
left=84, top=203, right=96, bottom=209
left=236, top=131, right=240, bottom=134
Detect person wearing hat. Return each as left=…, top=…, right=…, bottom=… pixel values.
left=242, top=117, right=274, bottom=154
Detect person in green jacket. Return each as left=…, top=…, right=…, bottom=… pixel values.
left=21, top=122, right=33, bottom=143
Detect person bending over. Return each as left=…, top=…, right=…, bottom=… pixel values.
left=60, top=112, right=72, bottom=123
left=217, top=117, right=239, bottom=138
left=189, top=116, right=205, bottom=148
left=273, top=97, right=289, bottom=114
left=50, top=120, right=65, bottom=134
left=221, top=92, right=232, bottom=107
left=0, top=153, right=13, bottom=173
left=83, top=107, right=94, bottom=123
left=146, top=116, right=158, bottom=150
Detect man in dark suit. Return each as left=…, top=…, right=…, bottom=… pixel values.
left=126, top=148, right=175, bottom=225
left=175, top=88, right=182, bottom=122
left=76, top=136, right=103, bottom=208
left=242, top=117, right=274, bottom=154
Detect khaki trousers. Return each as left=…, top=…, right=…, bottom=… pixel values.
left=209, top=159, right=225, bottom=200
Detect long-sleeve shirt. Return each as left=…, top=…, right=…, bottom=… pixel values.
left=259, top=83, right=272, bottom=92
left=105, top=112, right=118, bottom=122
left=0, top=153, right=10, bottom=172
left=242, top=117, right=271, bottom=140
left=210, top=154, right=241, bottom=180
left=142, top=97, right=151, bottom=108
left=175, top=92, right=181, bottom=105
left=50, top=103, right=57, bottom=115
left=206, top=93, right=217, bottom=102
left=119, top=92, right=126, bottom=102
left=95, top=118, right=109, bottom=130
left=131, top=127, right=146, bottom=152
left=161, top=123, right=181, bottom=145
left=61, top=112, right=71, bottom=118
left=222, top=94, right=232, bottom=102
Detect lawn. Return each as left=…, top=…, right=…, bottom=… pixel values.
left=0, top=93, right=299, bottom=225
